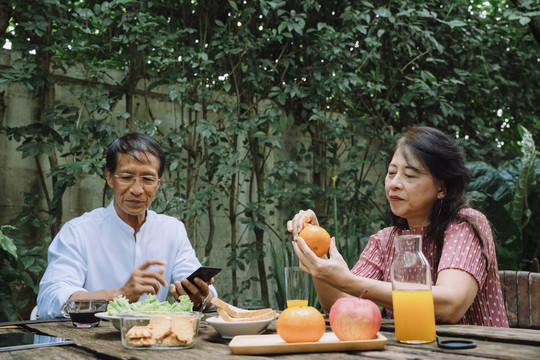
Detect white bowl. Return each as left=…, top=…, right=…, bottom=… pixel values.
left=95, top=312, right=121, bottom=330
left=206, top=315, right=276, bottom=339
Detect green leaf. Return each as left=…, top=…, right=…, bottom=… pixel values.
left=374, top=8, right=391, bottom=18
left=447, top=20, right=467, bottom=28
left=196, top=123, right=217, bottom=139
left=20, top=272, right=35, bottom=288
left=278, top=21, right=287, bottom=34
left=270, top=242, right=285, bottom=310
left=21, top=256, right=36, bottom=269
left=170, top=159, right=179, bottom=171
left=519, top=17, right=530, bottom=26
left=228, top=0, right=238, bottom=11
left=0, top=232, right=18, bottom=259
left=467, top=161, right=514, bottom=206
left=468, top=191, right=520, bottom=250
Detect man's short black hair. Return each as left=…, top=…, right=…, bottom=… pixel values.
left=106, top=133, right=166, bottom=177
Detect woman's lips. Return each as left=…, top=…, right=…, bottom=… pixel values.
left=390, top=195, right=403, bottom=202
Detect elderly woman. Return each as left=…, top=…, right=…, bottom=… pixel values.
left=287, top=127, right=508, bottom=327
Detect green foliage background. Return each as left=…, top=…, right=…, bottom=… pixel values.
left=0, top=0, right=539, bottom=321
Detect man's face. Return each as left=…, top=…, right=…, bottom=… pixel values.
left=105, top=152, right=161, bottom=225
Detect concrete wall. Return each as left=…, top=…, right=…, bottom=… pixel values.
left=0, top=48, right=297, bottom=308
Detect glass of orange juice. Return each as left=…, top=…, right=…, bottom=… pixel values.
left=284, top=267, right=309, bottom=307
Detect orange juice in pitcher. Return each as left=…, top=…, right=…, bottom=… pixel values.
left=391, top=235, right=436, bottom=344
left=392, top=290, right=436, bottom=343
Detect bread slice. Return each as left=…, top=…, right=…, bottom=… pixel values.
left=211, top=298, right=276, bottom=322
left=217, top=308, right=276, bottom=322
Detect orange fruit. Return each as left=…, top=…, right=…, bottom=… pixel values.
left=276, top=306, right=326, bottom=343
left=298, top=221, right=331, bottom=257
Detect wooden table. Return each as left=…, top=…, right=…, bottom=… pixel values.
left=1, top=315, right=538, bottom=359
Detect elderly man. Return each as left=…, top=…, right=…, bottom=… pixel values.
left=37, top=132, right=216, bottom=318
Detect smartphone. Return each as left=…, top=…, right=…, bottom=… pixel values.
left=0, top=333, right=74, bottom=352
left=186, top=266, right=222, bottom=284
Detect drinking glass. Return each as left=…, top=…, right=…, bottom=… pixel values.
left=62, top=299, right=108, bottom=328
left=284, top=267, right=309, bottom=308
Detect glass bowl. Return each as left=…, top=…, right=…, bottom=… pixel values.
left=120, top=311, right=201, bottom=350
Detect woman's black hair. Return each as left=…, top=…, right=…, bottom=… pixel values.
left=106, top=133, right=165, bottom=177
left=389, top=127, right=489, bottom=271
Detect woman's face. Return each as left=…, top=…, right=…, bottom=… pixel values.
left=385, top=147, right=446, bottom=229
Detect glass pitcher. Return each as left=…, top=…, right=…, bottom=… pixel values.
left=391, top=234, right=436, bottom=344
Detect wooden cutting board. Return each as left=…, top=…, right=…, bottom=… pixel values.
left=229, top=331, right=387, bottom=355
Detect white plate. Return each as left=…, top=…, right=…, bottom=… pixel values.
left=95, top=312, right=121, bottom=330
left=206, top=315, right=276, bottom=339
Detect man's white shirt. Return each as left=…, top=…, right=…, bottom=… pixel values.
left=37, top=201, right=216, bottom=318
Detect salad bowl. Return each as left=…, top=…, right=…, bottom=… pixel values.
left=100, top=293, right=194, bottom=331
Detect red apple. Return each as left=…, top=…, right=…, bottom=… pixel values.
left=329, top=296, right=382, bottom=341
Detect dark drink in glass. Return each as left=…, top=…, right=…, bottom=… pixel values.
left=63, top=300, right=108, bottom=328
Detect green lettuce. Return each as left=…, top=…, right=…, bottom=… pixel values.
left=107, top=294, right=193, bottom=316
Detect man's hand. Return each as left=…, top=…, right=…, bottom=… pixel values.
left=170, top=277, right=214, bottom=310
left=119, top=259, right=167, bottom=302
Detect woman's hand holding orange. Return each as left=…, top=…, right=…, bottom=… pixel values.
left=287, top=209, right=319, bottom=236
left=288, top=209, right=358, bottom=314
left=288, top=209, right=330, bottom=257
left=293, top=231, right=350, bottom=285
